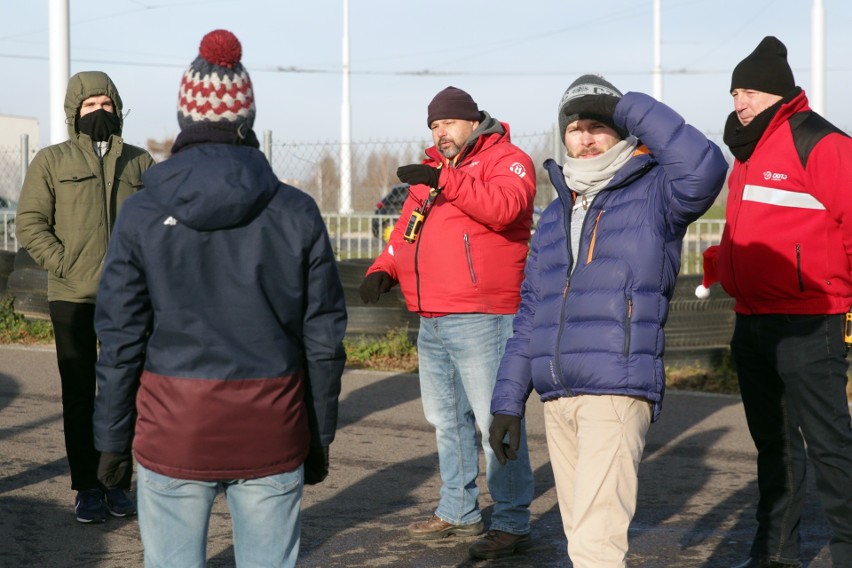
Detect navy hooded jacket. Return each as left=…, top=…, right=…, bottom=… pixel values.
left=491, top=92, right=727, bottom=422
left=93, top=143, right=347, bottom=480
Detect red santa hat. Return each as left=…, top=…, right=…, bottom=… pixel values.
left=695, top=245, right=719, bottom=299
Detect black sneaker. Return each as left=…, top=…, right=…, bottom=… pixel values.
left=105, top=488, right=137, bottom=517
left=75, top=488, right=106, bottom=524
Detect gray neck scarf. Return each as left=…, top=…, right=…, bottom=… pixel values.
left=562, top=135, right=639, bottom=198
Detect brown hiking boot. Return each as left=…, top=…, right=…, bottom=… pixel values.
left=406, top=515, right=484, bottom=540
left=468, top=530, right=532, bottom=559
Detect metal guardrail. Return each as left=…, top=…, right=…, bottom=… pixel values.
left=0, top=210, right=724, bottom=276
left=1, top=210, right=15, bottom=252
left=323, top=214, right=725, bottom=275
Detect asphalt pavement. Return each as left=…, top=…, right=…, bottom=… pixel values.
left=0, top=344, right=838, bottom=567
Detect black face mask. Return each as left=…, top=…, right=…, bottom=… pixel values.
left=77, top=108, right=121, bottom=141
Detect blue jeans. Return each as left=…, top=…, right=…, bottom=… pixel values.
left=136, top=463, right=303, bottom=568
left=732, top=313, right=852, bottom=567
left=417, top=314, right=534, bottom=534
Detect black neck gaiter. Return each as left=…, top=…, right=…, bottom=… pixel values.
left=171, top=122, right=260, bottom=155
left=77, top=109, right=122, bottom=142
left=723, top=88, right=800, bottom=162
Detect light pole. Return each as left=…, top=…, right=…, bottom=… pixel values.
left=810, top=0, right=825, bottom=115
left=339, top=0, right=353, bottom=214
left=652, top=0, right=663, bottom=102
left=49, top=0, right=70, bottom=144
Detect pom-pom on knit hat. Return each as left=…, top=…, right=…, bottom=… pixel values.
left=177, top=29, right=256, bottom=130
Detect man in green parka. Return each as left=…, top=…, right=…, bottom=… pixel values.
left=16, top=70, right=155, bottom=524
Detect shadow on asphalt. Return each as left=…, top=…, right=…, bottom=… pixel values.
left=1, top=362, right=837, bottom=567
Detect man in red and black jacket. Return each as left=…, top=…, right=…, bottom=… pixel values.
left=359, top=86, right=536, bottom=560
left=718, top=36, right=852, bottom=568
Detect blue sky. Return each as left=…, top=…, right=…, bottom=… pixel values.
left=2, top=0, right=851, bottom=149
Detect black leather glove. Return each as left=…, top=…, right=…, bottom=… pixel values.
left=97, top=451, right=133, bottom=489
left=396, top=164, right=440, bottom=188
left=304, top=445, right=329, bottom=485
left=564, top=94, right=620, bottom=122
left=489, top=413, right=522, bottom=465
left=562, top=94, right=626, bottom=137
left=359, top=271, right=393, bottom=304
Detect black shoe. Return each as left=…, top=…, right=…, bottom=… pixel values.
left=74, top=488, right=106, bottom=524
left=105, top=488, right=137, bottom=517
left=731, top=559, right=801, bottom=568
left=468, top=530, right=532, bottom=560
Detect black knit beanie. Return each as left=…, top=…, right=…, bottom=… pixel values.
left=427, top=86, right=482, bottom=127
left=730, top=36, right=796, bottom=96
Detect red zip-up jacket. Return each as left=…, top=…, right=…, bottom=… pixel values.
left=718, top=90, right=852, bottom=315
left=367, top=115, right=536, bottom=315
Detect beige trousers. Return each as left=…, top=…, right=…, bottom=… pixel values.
left=543, top=395, right=652, bottom=568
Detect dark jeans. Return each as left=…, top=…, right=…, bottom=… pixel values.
left=50, top=301, right=132, bottom=492
left=731, top=313, right=852, bottom=567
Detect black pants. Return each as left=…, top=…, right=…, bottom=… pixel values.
left=50, top=301, right=131, bottom=492
left=732, top=313, right=852, bottom=567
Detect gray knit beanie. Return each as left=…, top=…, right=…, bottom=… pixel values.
left=558, top=74, right=624, bottom=138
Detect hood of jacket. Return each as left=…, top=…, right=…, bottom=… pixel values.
left=141, top=144, right=280, bottom=231
left=64, top=71, right=124, bottom=139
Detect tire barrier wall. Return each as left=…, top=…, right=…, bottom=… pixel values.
left=1, top=255, right=736, bottom=368
left=337, top=259, right=419, bottom=342
left=5, top=248, right=49, bottom=320
left=340, top=262, right=735, bottom=368
left=665, top=274, right=735, bottom=368
left=0, top=250, right=14, bottom=296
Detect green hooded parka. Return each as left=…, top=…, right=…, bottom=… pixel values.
left=16, top=71, right=155, bottom=303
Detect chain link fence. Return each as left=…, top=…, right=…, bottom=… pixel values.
left=264, top=129, right=563, bottom=214
left=0, top=132, right=726, bottom=268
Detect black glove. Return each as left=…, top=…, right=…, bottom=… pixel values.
left=304, top=445, right=329, bottom=485
left=396, top=164, right=440, bottom=188
left=562, top=94, right=626, bottom=137
left=564, top=94, right=620, bottom=122
left=489, top=413, right=522, bottom=465
left=359, top=271, right=393, bottom=304
left=97, top=451, right=133, bottom=489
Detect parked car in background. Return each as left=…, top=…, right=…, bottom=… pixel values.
left=372, top=183, right=409, bottom=240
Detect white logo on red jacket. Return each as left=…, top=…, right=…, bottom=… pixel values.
left=509, top=162, right=527, bottom=178
left=763, top=170, right=788, bottom=181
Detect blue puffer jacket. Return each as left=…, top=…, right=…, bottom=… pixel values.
left=491, top=92, right=727, bottom=422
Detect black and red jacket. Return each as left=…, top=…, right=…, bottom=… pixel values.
left=718, top=90, right=852, bottom=315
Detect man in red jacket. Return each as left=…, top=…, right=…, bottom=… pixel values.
left=718, top=36, right=852, bottom=568
left=359, top=86, right=536, bottom=560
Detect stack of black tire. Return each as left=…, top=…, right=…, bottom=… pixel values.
left=0, top=255, right=736, bottom=363
left=0, top=249, right=14, bottom=298
left=337, top=259, right=419, bottom=341
left=665, top=274, right=735, bottom=367
left=337, top=263, right=735, bottom=366
left=4, top=248, right=49, bottom=320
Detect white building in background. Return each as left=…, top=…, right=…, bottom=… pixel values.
left=0, top=114, right=39, bottom=148
left=0, top=114, right=39, bottom=204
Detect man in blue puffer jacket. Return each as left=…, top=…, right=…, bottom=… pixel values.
left=488, top=74, right=727, bottom=567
